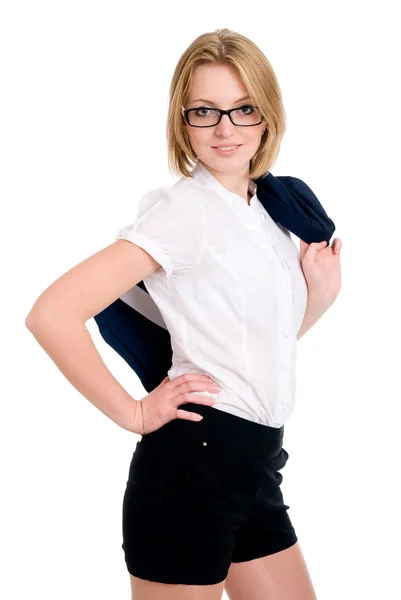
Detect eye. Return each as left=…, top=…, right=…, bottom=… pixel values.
left=194, top=107, right=215, bottom=117
left=238, top=104, right=256, bottom=114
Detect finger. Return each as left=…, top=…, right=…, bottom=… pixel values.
left=175, top=408, right=204, bottom=422
left=171, top=373, right=215, bottom=387
left=312, top=241, right=328, bottom=249
left=303, top=240, right=327, bottom=263
left=299, top=239, right=309, bottom=261
left=177, top=380, right=220, bottom=394
left=175, top=391, right=216, bottom=405
left=189, top=393, right=217, bottom=404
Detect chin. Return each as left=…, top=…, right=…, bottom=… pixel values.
left=206, top=155, right=251, bottom=171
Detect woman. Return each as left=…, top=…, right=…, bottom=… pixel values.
left=26, top=28, right=342, bottom=600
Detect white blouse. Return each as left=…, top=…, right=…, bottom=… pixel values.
left=115, top=161, right=308, bottom=428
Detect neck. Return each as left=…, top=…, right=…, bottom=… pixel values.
left=201, top=161, right=251, bottom=203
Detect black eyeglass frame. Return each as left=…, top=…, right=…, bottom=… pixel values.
left=181, top=104, right=264, bottom=128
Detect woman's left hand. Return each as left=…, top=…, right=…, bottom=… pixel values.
left=299, top=237, right=343, bottom=298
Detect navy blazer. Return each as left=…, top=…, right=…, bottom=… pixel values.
left=93, top=173, right=336, bottom=393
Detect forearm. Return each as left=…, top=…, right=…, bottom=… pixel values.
left=25, top=311, right=142, bottom=433
left=296, top=289, right=336, bottom=340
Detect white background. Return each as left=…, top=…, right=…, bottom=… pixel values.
left=2, top=1, right=400, bottom=598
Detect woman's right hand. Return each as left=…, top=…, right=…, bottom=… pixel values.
left=134, top=373, right=220, bottom=435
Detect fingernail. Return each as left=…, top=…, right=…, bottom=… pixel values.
left=195, top=415, right=203, bottom=421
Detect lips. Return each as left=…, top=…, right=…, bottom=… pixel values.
left=212, top=144, right=242, bottom=149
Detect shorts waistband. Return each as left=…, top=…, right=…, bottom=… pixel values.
left=140, top=403, right=284, bottom=460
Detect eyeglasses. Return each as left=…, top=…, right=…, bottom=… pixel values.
left=181, top=104, right=264, bottom=128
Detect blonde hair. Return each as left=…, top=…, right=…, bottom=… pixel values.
left=166, top=28, right=287, bottom=180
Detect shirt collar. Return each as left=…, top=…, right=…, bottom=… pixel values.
left=191, top=161, right=258, bottom=210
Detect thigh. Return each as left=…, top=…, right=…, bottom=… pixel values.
left=224, top=541, right=317, bottom=600
left=129, top=573, right=226, bottom=600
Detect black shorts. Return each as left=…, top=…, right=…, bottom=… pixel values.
left=121, top=402, right=298, bottom=585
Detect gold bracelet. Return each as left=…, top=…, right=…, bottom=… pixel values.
left=139, top=400, right=145, bottom=436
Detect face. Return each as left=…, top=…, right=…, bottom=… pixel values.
left=183, top=63, right=266, bottom=180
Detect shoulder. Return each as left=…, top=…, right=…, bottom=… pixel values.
left=138, top=178, right=204, bottom=220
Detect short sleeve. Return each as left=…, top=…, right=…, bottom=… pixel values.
left=115, top=186, right=206, bottom=277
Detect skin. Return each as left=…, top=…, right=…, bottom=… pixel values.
left=300, top=238, right=342, bottom=297
left=296, top=238, right=343, bottom=339
left=183, top=62, right=267, bottom=205
left=129, top=63, right=339, bottom=599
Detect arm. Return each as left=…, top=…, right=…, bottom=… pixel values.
left=25, top=240, right=161, bottom=433
left=296, top=288, right=336, bottom=340
left=296, top=237, right=342, bottom=340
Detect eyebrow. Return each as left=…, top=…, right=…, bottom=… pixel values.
left=191, top=95, right=252, bottom=106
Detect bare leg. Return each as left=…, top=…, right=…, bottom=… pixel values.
left=129, top=572, right=227, bottom=600
left=224, top=541, right=318, bottom=600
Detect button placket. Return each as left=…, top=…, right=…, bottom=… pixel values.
left=275, top=254, right=295, bottom=382
left=232, top=199, right=295, bottom=336
left=232, top=201, right=275, bottom=261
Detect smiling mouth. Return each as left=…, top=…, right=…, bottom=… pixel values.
left=212, top=144, right=242, bottom=149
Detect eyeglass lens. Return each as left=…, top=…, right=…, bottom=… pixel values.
left=187, top=105, right=262, bottom=127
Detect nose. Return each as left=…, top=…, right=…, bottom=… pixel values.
left=215, top=113, right=236, bottom=137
